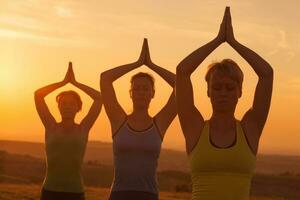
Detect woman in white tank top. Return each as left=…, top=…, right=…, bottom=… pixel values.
left=100, top=39, right=177, bottom=200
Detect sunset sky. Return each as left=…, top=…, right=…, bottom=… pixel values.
left=0, top=0, right=299, bottom=155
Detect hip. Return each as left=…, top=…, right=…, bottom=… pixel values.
left=40, top=188, right=85, bottom=200
left=109, top=190, right=158, bottom=200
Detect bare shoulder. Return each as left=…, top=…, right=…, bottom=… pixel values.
left=45, top=122, right=58, bottom=132
left=186, top=119, right=205, bottom=155
left=111, top=115, right=127, bottom=137
left=241, top=112, right=261, bottom=155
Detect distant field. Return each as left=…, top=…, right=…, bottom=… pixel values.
left=1, top=142, right=300, bottom=200
left=1, top=150, right=300, bottom=199
left=0, top=184, right=284, bottom=200
left=1, top=140, right=300, bottom=174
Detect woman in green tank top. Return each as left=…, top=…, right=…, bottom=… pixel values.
left=176, top=7, right=273, bottom=200
left=34, top=62, right=102, bottom=200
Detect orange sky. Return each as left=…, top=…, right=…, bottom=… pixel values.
left=0, top=0, right=300, bottom=155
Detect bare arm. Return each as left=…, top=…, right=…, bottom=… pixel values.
left=176, top=10, right=227, bottom=153
left=142, top=39, right=177, bottom=138
left=100, top=42, right=146, bottom=134
left=226, top=8, right=274, bottom=135
left=144, top=39, right=175, bottom=86
left=34, top=68, right=71, bottom=129
left=154, top=90, right=176, bottom=139
left=68, top=63, right=102, bottom=132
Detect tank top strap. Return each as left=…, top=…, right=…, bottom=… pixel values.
left=235, top=120, right=243, bottom=145
left=190, top=121, right=209, bottom=156
left=112, top=116, right=128, bottom=139
left=153, top=117, right=163, bottom=141
left=235, top=120, right=256, bottom=157
left=200, top=120, right=210, bottom=144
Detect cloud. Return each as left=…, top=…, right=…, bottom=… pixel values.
left=0, top=28, right=93, bottom=47
left=237, top=21, right=297, bottom=64
left=287, top=78, right=300, bottom=90
left=55, top=6, right=74, bottom=18
left=0, top=0, right=216, bottom=46
left=0, top=0, right=299, bottom=57
left=267, top=30, right=295, bottom=62
left=277, top=77, right=300, bottom=100
left=0, top=1, right=96, bottom=46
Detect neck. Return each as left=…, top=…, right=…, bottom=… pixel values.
left=211, top=111, right=235, bottom=122
left=61, top=118, right=75, bottom=127
left=131, top=108, right=150, bottom=119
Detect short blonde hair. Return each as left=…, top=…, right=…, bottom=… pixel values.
left=131, top=72, right=155, bottom=90
left=205, top=59, right=243, bottom=89
left=56, top=90, right=82, bottom=111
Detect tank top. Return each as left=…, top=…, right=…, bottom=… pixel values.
left=189, top=120, right=256, bottom=200
left=111, top=120, right=162, bottom=194
left=43, top=125, right=88, bottom=193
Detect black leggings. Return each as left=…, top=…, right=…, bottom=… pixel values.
left=40, top=188, right=85, bottom=200
left=109, top=191, right=158, bottom=200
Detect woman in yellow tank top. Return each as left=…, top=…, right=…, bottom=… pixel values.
left=176, top=7, right=273, bottom=200
left=35, top=63, right=102, bottom=200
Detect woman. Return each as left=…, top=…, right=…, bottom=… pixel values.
left=35, top=62, right=102, bottom=200
left=100, top=39, right=177, bottom=200
left=176, top=7, right=273, bottom=200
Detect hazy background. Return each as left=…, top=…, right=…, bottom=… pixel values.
left=0, top=0, right=299, bottom=155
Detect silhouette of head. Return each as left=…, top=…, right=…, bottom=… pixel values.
left=130, top=72, right=155, bottom=110
left=205, top=59, right=243, bottom=113
left=56, top=90, right=82, bottom=119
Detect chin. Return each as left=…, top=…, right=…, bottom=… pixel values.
left=61, top=114, right=76, bottom=119
left=133, top=100, right=150, bottom=107
left=212, top=104, right=230, bottom=111
left=134, top=102, right=150, bottom=110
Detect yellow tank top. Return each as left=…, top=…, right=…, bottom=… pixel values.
left=43, top=125, right=88, bottom=193
left=189, top=120, right=256, bottom=200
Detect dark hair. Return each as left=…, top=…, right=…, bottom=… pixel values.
left=130, top=72, right=155, bottom=90
left=56, top=90, right=82, bottom=111
left=205, top=59, right=244, bottom=89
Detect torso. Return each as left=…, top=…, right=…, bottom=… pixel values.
left=188, top=118, right=260, bottom=155
left=111, top=118, right=162, bottom=194
left=127, top=115, right=154, bottom=132
left=43, top=123, right=88, bottom=193
left=189, top=120, right=257, bottom=200
left=112, top=114, right=162, bottom=137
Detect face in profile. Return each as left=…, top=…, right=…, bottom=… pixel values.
left=130, top=77, right=155, bottom=109
left=58, top=95, right=80, bottom=119
left=208, top=71, right=241, bottom=113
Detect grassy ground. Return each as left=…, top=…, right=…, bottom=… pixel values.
left=0, top=183, right=285, bottom=200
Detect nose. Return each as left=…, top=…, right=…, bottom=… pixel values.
left=219, top=87, right=228, bottom=96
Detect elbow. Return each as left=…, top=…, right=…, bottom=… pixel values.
left=100, top=72, right=112, bottom=84
left=261, top=66, right=274, bottom=79
left=94, top=92, right=102, bottom=100
left=100, top=73, right=108, bottom=86
left=34, top=90, right=42, bottom=99
left=100, top=72, right=106, bottom=82
left=34, top=90, right=44, bottom=102
left=176, top=63, right=192, bottom=77
left=268, top=67, right=274, bottom=78
left=100, top=73, right=112, bottom=90
left=176, top=64, right=185, bottom=74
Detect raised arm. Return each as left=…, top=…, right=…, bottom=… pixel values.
left=100, top=41, right=146, bottom=134
left=68, top=62, right=102, bottom=133
left=34, top=67, right=71, bottom=129
left=226, top=7, right=273, bottom=135
left=176, top=9, right=227, bottom=153
left=143, top=38, right=176, bottom=138
left=144, top=39, right=175, bottom=86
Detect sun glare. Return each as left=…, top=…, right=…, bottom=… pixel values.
left=0, top=67, right=18, bottom=94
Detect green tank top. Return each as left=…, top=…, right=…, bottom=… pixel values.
left=43, top=125, right=88, bottom=193
left=189, top=120, right=256, bottom=200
